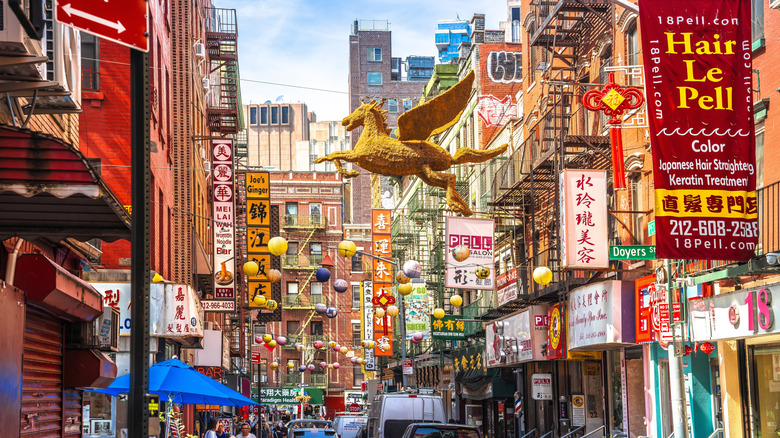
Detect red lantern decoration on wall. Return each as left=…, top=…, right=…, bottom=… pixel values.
left=700, top=342, right=716, bottom=355
left=683, top=345, right=693, bottom=356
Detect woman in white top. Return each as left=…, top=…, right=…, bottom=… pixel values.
left=204, top=419, right=220, bottom=438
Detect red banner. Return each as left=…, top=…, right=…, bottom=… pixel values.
left=546, top=304, right=565, bottom=360
left=639, top=0, right=757, bottom=260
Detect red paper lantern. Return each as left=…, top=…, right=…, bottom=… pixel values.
left=684, top=345, right=693, bottom=356
left=700, top=342, right=715, bottom=355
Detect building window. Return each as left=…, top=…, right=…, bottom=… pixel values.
left=281, top=105, right=289, bottom=124
left=756, top=123, right=765, bottom=187
left=367, top=47, right=382, bottom=62
left=249, top=106, right=258, bottom=125
left=367, top=72, right=382, bottom=85
left=310, top=242, right=322, bottom=255
left=311, top=321, right=323, bottom=335
left=753, top=0, right=765, bottom=44
left=286, top=242, right=298, bottom=256
left=81, top=33, right=100, bottom=91
left=271, top=106, right=279, bottom=124
left=626, top=21, right=639, bottom=84
left=260, top=106, right=268, bottom=124
left=287, top=320, right=301, bottom=336
left=352, top=284, right=361, bottom=309
left=311, top=282, right=323, bottom=295
left=402, top=99, right=413, bottom=112
left=352, top=323, right=362, bottom=348
left=286, top=282, right=299, bottom=295
left=351, top=253, right=362, bottom=272
left=286, top=202, right=298, bottom=215
left=310, top=202, right=322, bottom=217
left=353, top=367, right=364, bottom=387
left=528, top=23, right=537, bottom=86
left=388, top=99, right=399, bottom=113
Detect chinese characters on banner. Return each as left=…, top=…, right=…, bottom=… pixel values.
left=245, top=172, right=274, bottom=315
left=546, top=303, right=565, bottom=359
left=404, top=282, right=430, bottom=339
left=560, top=169, right=609, bottom=269
left=431, top=315, right=466, bottom=340
left=495, top=268, right=519, bottom=306
left=372, top=209, right=394, bottom=356
left=639, top=0, right=757, bottom=260
left=566, top=281, right=634, bottom=350
left=453, top=345, right=487, bottom=379
left=361, top=281, right=376, bottom=371
left=445, top=217, right=495, bottom=290
left=210, top=139, right=236, bottom=311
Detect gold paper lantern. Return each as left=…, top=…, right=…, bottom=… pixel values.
left=267, top=269, right=282, bottom=283
left=396, top=271, right=411, bottom=284
left=475, top=265, right=491, bottom=279
left=450, top=294, right=463, bottom=307
left=356, top=357, right=364, bottom=365
left=262, top=334, right=273, bottom=343
left=270, top=362, right=279, bottom=370
left=287, top=361, right=295, bottom=369
left=433, top=308, right=445, bottom=319
left=328, top=341, right=337, bottom=348
left=386, top=305, right=399, bottom=317
left=267, top=340, right=277, bottom=348
left=398, top=283, right=413, bottom=296
left=375, top=308, right=385, bottom=318
left=265, top=300, right=278, bottom=311
left=380, top=343, right=391, bottom=351
left=253, top=294, right=267, bottom=306
left=268, top=237, right=288, bottom=256
left=533, top=266, right=553, bottom=285
left=243, top=261, right=260, bottom=277
left=451, top=245, right=470, bottom=262
left=338, top=240, right=357, bottom=258
left=339, top=346, right=349, bottom=354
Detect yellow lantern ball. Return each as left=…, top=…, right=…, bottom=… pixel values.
left=338, top=240, right=357, bottom=258
left=533, top=266, right=553, bottom=285
left=375, top=308, right=386, bottom=318
left=327, top=363, right=334, bottom=369
left=356, top=357, right=364, bottom=365
left=262, top=334, right=273, bottom=343
left=433, top=308, right=445, bottom=320
left=267, top=269, right=282, bottom=283
left=398, top=283, right=413, bottom=296
left=287, top=361, right=295, bottom=369
left=265, top=300, right=278, bottom=311
left=243, top=261, right=260, bottom=277
left=339, top=346, right=349, bottom=354
left=380, top=343, right=391, bottom=351
left=328, top=341, right=337, bottom=348
left=396, top=271, right=411, bottom=284
left=270, top=362, right=279, bottom=370
left=386, top=305, right=399, bottom=317
left=268, top=236, right=288, bottom=257
left=253, top=294, right=267, bottom=306
left=450, top=294, right=463, bottom=307
left=475, top=265, right=491, bottom=279
left=267, top=340, right=277, bottom=348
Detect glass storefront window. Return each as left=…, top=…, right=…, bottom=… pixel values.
left=750, top=345, right=780, bottom=436
left=83, top=391, right=114, bottom=436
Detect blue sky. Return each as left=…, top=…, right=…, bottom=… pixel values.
left=217, top=0, right=507, bottom=121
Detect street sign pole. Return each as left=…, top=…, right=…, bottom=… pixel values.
left=129, top=48, right=150, bottom=438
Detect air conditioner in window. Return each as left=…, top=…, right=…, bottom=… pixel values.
left=194, top=42, right=206, bottom=59
left=202, top=77, right=210, bottom=91
left=0, top=1, right=44, bottom=56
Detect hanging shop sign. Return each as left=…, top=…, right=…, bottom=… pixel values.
left=445, top=217, right=495, bottom=290
left=453, top=345, right=487, bottom=381
left=361, top=281, right=376, bottom=371
left=246, top=172, right=276, bottom=318
left=157, top=284, right=204, bottom=337
left=432, top=315, right=467, bottom=340
left=372, top=210, right=394, bottom=356
left=93, top=282, right=160, bottom=336
left=560, top=169, right=609, bottom=269
left=635, top=275, right=654, bottom=343
left=496, top=268, right=519, bottom=307
left=567, top=280, right=635, bottom=350
left=260, top=388, right=307, bottom=405
left=486, top=305, right=548, bottom=367
left=639, top=0, right=757, bottom=260
left=546, top=303, right=566, bottom=359
left=404, top=281, right=430, bottom=339
left=531, top=374, right=553, bottom=400
left=210, top=139, right=236, bottom=311
left=689, top=284, right=780, bottom=342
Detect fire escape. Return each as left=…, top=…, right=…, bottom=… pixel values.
left=205, top=8, right=240, bottom=134
left=490, top=0, right=613, bottom=300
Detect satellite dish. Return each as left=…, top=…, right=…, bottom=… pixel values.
left=275, top=95, right=287, bottom=103
left=264, top=100, right=272, bottom=105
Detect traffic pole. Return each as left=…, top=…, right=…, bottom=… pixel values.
left=666, top=258, right=688, bottom=438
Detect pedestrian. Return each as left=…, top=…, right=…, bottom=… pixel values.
left=204, top=419, right=219, bottom=438
left=236, top=423, right=257, bottom=438
left=215, top=421, right=227, bottom=438
left=258, top=418, right=271, bottom=438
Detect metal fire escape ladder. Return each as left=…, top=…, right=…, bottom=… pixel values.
left=205, top=7, right=240, bottom=134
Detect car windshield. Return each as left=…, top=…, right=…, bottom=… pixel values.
left=289, top=420, right=331, bottom=429
left=412, top=426, right=480, bottom=438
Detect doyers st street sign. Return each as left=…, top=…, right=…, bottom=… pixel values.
left=56, top=0, right=149, bottom=52
left=609, top=245, right=656, bottom=260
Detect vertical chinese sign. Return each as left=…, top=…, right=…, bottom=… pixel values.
left=361, top=281, right=376, bottom=371
left=246, top=172, right=276, bottom=318
left=639, top=0, right=757, bottom=260
left=445, top=217, right=495, bottom=290
left=372, top=209, right=393, bottom=356
left=560, top=169, right=609, bottom=269
left=209, top=139, right=236, bottom=312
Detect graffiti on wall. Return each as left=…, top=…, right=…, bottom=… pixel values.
left=477, top=95, right=517, bottom=128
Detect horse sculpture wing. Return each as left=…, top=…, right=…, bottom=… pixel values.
left=396, top=71, right=475, bottom=142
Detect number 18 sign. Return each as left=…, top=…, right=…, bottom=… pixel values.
left=689, top=285, right=777, bottom=342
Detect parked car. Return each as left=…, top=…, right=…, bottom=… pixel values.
left=401, top=423, right=483, bottom=438
left=285, top=419, right=335, bottom=437
left=367, top=393, right=446, bottom=438
left=332, top=415, right=368, bottom=438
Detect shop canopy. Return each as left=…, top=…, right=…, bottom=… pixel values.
left=91, top=358, right=257, bottom=407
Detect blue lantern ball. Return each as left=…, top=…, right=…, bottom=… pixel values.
left=298, top=365, right=307, bottom=373
left=315, top=267, right=331, bottom=282
left=326, top=306, right=338, bottom=319
left=334, top=279, right=348, bottom=293
left=315, top=303, right=327, bottom=314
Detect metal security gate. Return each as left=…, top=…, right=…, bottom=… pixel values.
left=20, top=306, right=63, bottom=438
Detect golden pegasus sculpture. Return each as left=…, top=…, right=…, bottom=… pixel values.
left=314, top=71, right=508, bottom=216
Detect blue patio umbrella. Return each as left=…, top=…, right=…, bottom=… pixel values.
left=91, top=358, right=257, bottom=407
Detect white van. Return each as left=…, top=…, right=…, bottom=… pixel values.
left=367, top=393, right=445, bottom=438
left=332, top=415, right=368, bottom=438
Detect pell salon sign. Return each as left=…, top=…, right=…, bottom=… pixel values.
left=639, top=0, right=757, bottom=260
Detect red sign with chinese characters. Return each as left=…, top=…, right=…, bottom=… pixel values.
left=635, top=275, right=655, bottom=343
left=639, top=0, right=757, bottom=260
left=546, top=304, right=565, bottom=360
left=372, top=209, right=393, bottom=356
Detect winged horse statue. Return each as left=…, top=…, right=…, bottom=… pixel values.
left=314, top=71, right=508, bottom=216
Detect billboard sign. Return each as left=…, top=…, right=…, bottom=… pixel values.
left=445, top=217, right=495, bottom=290
left=404, top=281, right=430, bottom=339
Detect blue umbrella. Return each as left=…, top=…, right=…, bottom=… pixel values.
left=91, top=358, right=257, bottom=407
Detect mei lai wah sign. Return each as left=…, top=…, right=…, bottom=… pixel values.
left=639, top=0, right=757, bottom=260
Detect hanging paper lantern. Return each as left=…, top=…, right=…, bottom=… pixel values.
left=339, top=346, right=349, bottom=354
left=327, top=363, right=334, bottom=370
left=375, top=308, right=385, bottom=318
left=307, top=364, right=316, bottom=371
left=433, top=308, right=445, bottom=319
left=396, top=271, right=411, bottom=284
left=320, top=361, right=328, bottom=369
left=276, top=336, right=287, bottom=346
left=253, top=294, right=267, bottom=306
left=295, top=343, right=305, bottom=352
left=270, top=362, right=279, bottom=370
left=313, top=340, right=324, bottom=350
left=332, top=362, right=340, bottom=369
left=451, top=245, right=470, bottom=262
left=413, top=332, right=424, bottom=342
left=243, top=261, right=260, bottom=276
left=533, top=266, right=553, bottom=285
left=398, top=283, right=413, bottom=296
left=333, top=344, right=342, bottom=352
left=403, top=260, right=423, bottom=278
left=315, top=303, right=328, bottom=314
left=268, top=237, right=288, bottom=256
left=262, top=334, right=273, bottom=343
left=326, top=306, right=338, bottom=318
left=356, top=357, right=364, bottom=365
left=338, top=240, right=358, bottom=257
left=412, top=336, right=422, bottom=344
left=684, top=345, right=693, bottom=356
left=255, top=335, right=263, bottom=344
left=267, top=269, right=282, bottom=283
left=700, top=342, right=716, bottom=355
left=315, top=267, right=331, bottom=283
left=265, top=300, right=278, bottom=311
left=287, top=361, right=295, bottom=369
left=450, top=294, right=463, bottom=307
left=380, top=343, right=391, bottom=352
left=361, top=340, right=375, bottom=349
left=361, top=340, right=370, bottom=348
left=351, top=356, right=359, bottom=364
left=334, top=279, right=349, bottom=293
left=267, top=340, right=277, bottom=348
left=475, top=265, right=491, bottom=279
left=298, top=365, right=307, bottom=373
left=386, top=305, right=399, bottom=317
left=328, top=341, right=337, bottom=348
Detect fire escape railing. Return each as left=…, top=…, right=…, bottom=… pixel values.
left=205, top=7, right=240, bottom=134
